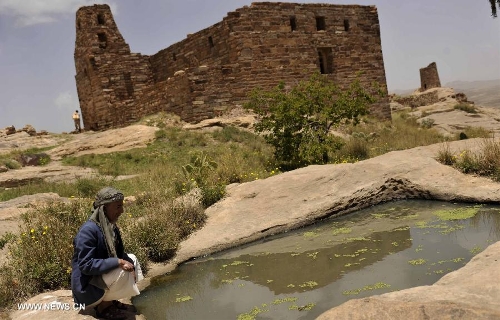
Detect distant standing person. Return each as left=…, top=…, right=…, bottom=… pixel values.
left=73, top=110, right=81, bottom=132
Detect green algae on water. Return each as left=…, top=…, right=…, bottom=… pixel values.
left=332, top=227, right=352, bottom=235
left=175, top=295, right=193, bottom=303
left=408, top=258, right=427, bottom=265
left=342, top=282, right=391, bottom=295
left=433, top=207, right=480, bottom=221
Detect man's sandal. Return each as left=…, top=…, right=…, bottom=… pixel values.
left=95, top=305, right=127, bottom=320
left=112, top=300, right=128, bottom=310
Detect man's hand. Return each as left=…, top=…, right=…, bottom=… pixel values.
left=118, top=259, right=134, bottom=272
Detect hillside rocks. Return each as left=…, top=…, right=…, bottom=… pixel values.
left=389, top=87, right=500, bottom=137
left=0, top=162, right=100, bottom=188
left=9, top=137, right=500, bottom=320
left=0, top=131, right=65, bottom=155
left=4, top=95, right=500, bottom=319
left=0, top=125, right=159, bottom=187
left=47, top=125, right=158, bottom=160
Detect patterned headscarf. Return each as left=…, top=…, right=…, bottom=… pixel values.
left=93, top=187, right=124, bottom=208
left=89, top=187, right=124, bottom=258
left=88, top=187, right=125, bottom=290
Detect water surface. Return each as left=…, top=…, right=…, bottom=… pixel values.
left=134, top=200, right=500, bottom=320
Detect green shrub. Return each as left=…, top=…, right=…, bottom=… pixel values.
left=454, top=103, right=477, bottom=114
left=4, top=160, right=21, bottom=170
left=420, top=118, right=435, bottom=129
left=155, top=129, right=167, bottom=140
left=200, top=183, right=226, bottom=208
left=459, top=127, right=492, bottom=139
left=436, top=143, right=456, bottom=166
left=123, top=200, right=206, bottom=262
left=75, top=178, right=108, bottom=198
left=245, top=72, right=380, bottom=170
left=0, top=232, right=16, bottom=250
left=340, top=138, right=369, bottom=161
left=454, top=150, right=478, bottom=173
left=0, top=200, right=89, bottom=307
left=437, top=139, right=500, bottom=181
left=212, top=126, right=255, bottom=143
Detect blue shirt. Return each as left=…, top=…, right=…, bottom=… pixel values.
left=71, top=220, right=132, bottom=306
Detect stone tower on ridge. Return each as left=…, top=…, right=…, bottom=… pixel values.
left=419, top=62, right=441, bottom=92
left=75, top=2, right=391, bottom=131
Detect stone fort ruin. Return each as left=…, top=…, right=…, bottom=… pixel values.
left=420, top=62, right=441, bottom=91
left=75, top=2, right=390, bottom=131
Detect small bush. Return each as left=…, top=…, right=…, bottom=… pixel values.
left=0, top=232, right=16, bottom=249
left=455, top=150, right=478, bottom=173
left=437, top=139, right=500, bottom=181
left=155, top=129, right=167, bottom=140
left=200, top=183, right=226, bottom=208
left=4, top=160, right=21, bottom=170
left=75, top=178, right=108, bottom=198
left=341, top=138, right=369, bottom=161
left=123, top=200, right=206, bottom=262
left=460, top=127, right=492, bottom=139
left=0, top=200, right=89, bottom=307
left=420, top=118, right=435, bottom=129
left=436, top=143, right=456, bottom=166
left=454, top=103, right=477, bottom=114
left=211, top=126, right=261, bottom=144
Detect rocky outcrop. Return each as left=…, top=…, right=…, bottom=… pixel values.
left=4, top=125, right=16, bottom=135
left=0, top=162, right=99, bottom=188
left=46, top=125, right=158, bottom=160
left=4, top=101, right=500, bottom=320
left=8, top=138, right=500, bottom=320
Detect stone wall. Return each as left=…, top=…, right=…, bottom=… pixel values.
left=391, top=91, right=440, bottom=109
left=420, top=62, right=441, bottom=92
left=74, top=2, right=391, bottom=130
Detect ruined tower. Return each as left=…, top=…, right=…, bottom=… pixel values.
left=75, top=2, right=391, bottom=131
left=74, top=4, right=153, bottom=130
left=419, top=62, right=441, bottom=92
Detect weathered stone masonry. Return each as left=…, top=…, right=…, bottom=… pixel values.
left=75, top=2, right=390, bottom=131
left=420, top=62, right=441, bottom=92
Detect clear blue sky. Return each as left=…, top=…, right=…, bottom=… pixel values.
left=0, top=0, right=499, bottom=133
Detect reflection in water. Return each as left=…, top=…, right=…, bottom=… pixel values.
left=134, top=200, right=500, bottom=320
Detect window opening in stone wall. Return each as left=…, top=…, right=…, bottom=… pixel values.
left=97, top=13, right=105, bottom=25
left=89, top=57, right=96, bottom=69
left=290, top=16, right=297, bottom=31
left=173, top=53, right=177, bottom=61
left=316, top=16, right=325, bottom=31
left=77, top=19, right=81, bottom=30
left=124, top=72, right=134, bottom=97
left=317, top=47, right=333, bottom=74
left=344, top=19, right=350, bottom=31
left=98, top=32, right=107, bottom=49
left=208, top=36, right=214, bottom=48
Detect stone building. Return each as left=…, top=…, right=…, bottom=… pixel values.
left=74, top=2, right=390, bottom=131
left=420, top=62, right=441, bottom=91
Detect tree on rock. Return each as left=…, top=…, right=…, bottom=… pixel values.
left=245, top=73, right=380, bottom=171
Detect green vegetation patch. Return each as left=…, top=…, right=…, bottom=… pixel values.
left=237, top=305, right=268, bottom=320
left=342, top=282, right=391, bottom=295
left=332, top=227, right=352, bottom=235
left=273, top=297, right=298, bottom=305
left=175, top=295, right=193, bottom=303
left=434, top=207, right=480, bottom=221
left=408, top=258, right=427, bottom=265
